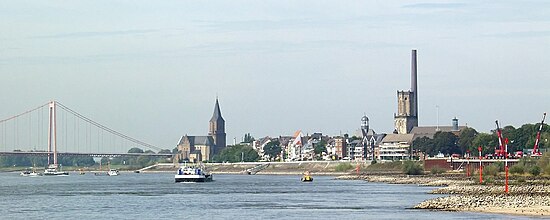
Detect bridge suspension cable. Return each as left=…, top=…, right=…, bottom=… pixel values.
left=0, top=102, right=49, bottom=124
left=55, top=102, right=162, bottom=152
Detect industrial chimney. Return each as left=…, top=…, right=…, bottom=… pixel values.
left=411, top=49, right=418, bottom=118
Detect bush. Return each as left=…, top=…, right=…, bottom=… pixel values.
left=366, top=161, right=403, bottom=171
left=531, top=166, right=541, bottom=176
left=431, top=166, right=446, bottom=175
left=403, top=161, right=423, bottom=175
left=530, top=166, right=541, bottom=176
left=537, top=153, right=550, bottom=169
left=483, top=164, right=499, bottom=176
left=482, top=176, right=494, bottom=185
left=335, top=163, right=353, bottom=172
left=509, top=164, right=525, bottom=175
left=494, top=161, right=505, bottom=172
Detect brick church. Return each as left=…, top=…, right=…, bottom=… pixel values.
left=176, top=98, right=226, bottom=162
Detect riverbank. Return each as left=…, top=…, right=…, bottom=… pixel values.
left=337, top=174, right=550, bottom=216
left=133, top=161, right=368, bottom=175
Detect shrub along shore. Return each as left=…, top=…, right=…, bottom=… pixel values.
left=337, top=173, right=550, bottom=216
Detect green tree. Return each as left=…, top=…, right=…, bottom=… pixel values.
left=413, top=136, right=435, bottom=156
left=471, top=133, right=498, bottom=154
left=158, top=149, right=172, bottom=154
left=212, top=144, right=259, bottom=163
left=314, top=140, right=327, bottom=156
left=243, top=133, right=255, bottom=143
left=263, top=140, right=281, bottom=160
left=128, top=147, right=144, bottom=153
left=458, top=127, right=478, bottom=154
left=433, top=131, right=459, bottom=155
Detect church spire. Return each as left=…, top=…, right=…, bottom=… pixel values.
left=210, top=98, right=224, bottom=122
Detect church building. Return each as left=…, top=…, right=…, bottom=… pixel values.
left=176, top=98, right=226, bottom=162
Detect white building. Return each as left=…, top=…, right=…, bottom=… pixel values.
left=378, top=134, right=414, bottom=160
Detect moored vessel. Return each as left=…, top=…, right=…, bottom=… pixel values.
left=44, top=164, right=69, bottom=176
left=107, top=169, right=119, bottom=176
left=175, top=166, right=213, bottom=183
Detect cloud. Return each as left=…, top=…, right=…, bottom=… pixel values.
left=402, top=3, right=466, bottom=9
left=30, top=29, right=160, bottom=39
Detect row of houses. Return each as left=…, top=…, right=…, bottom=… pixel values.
left=244, top=123, right=464, bottom=161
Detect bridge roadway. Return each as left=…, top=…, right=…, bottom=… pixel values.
left=0, top=151, right=172, bottom=158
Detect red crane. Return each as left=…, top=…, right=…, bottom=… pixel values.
left=532, top=112, right=547, bottom=156
left=495, top=120, right=506, bottom=158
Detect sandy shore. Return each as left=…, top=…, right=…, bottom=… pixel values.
left=337, top=174, right=550, bottom=217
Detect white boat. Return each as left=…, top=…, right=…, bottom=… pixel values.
left=20, top=170, right=31, bottom=176
left=175, top=166, right=213, bottom=183
left=107, top=169, right=119, bottom=176
left=21, top=166, right=43, bottom=177
left=44, top=164, right=69, bottom=176
left=28, top=171, right=42, bottom=177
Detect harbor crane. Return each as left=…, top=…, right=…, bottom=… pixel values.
left=495, top=120, right=507, bottom=158
left=532, top=112, right=547, bottom=157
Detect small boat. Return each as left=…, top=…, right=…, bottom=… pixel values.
left=28, top=170, right=42, bottom=177
left=175, top=166, right=213, bottom=183
left=20, top=170, right=31, bottom=176
left=21, top=165, right=42, bottom=177
left=107, top=169, right=119, bottom=176
left=301, top=171, right=313, bottom=182
left=44, top=164, right=69, bottom=176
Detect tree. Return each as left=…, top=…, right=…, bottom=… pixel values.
left=314, top=140, right=327, bottom=155
left=263, top=140, right=281, bottom=160
left=471, top=133, right=497, bottom=154
left=433, top=131, right=459, bottom=155
left=158, top=149, right=172, bottom=154
left=413, top=136, right=435, bottom=156
left=212, top=144, right=259, bottom=163
left=128, top=147, right=144, bottom=154
left=243, top=133, right=255, bottom=143
left=458, top=127, right=478, bottom=154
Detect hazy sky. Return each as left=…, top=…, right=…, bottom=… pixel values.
left=1, top=1, right=550, bottom=150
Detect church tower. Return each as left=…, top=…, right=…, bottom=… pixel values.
left=361, top=115, right=369, bottom=137
left=394, top=50, right=419, bottom=134
left=209, top=98, right=226, bottom=155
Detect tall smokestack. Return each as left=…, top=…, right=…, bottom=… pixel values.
left=411, top=49, right=418, bottom=117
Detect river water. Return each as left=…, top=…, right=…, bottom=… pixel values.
left=0, top=172, right=539, bottom=219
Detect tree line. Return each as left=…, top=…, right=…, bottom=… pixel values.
left=0, top=147, right=172, bottom=168
left=413, top=122, right=550, bottom=156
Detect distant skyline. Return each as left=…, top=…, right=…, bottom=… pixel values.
left=1, top=1, right=550, bottom=149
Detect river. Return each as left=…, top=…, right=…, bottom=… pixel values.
left=0, top=172, right=538, bottom=219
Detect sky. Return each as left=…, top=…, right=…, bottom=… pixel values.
left=1, top=1, right=550, bottom=150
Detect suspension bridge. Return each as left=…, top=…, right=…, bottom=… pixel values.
left=0, top=101, right=172, bottom=163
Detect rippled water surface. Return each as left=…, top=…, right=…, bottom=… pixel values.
left=0, top=172, right=539, bottom=219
